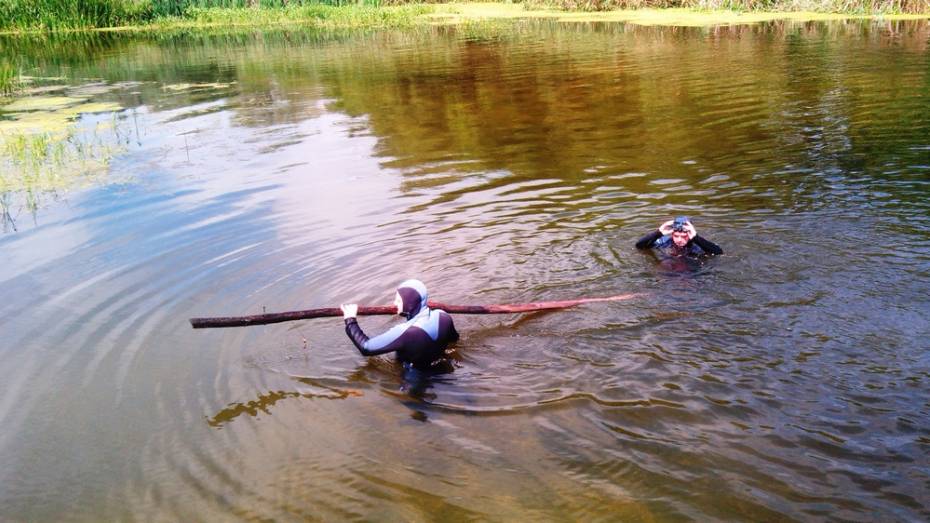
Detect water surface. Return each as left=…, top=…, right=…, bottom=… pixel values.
left=1, top=20, right=929, bottom=521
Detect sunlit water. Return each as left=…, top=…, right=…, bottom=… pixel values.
left=1, top=20, right=929, bottom=521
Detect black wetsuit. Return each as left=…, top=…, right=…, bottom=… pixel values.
left=344, top=280, right=459, bottom=370
left=635, top=230, right=723, bottom=257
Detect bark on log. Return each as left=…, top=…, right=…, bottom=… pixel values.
left=190, top=293, right=641, bottom=329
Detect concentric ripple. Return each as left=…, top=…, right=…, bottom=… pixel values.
left=1, top=20, right=929, bottom=521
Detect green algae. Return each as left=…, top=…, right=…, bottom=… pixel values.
left=60, top=101, right=123, bottom=115
left=161, top=81, right=235, bottom=92
left=1, top=95, right=86, bottom=112
left=0, top=88, right=125, bottom=197
left=0, top=122, right=124, bottom=194
left=0, top=112, right=76, bottom=135
left=20, top=85, right=69, bottom=96
left=0, top=96, right=122, bottom=135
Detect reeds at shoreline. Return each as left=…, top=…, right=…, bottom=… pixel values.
left=0, top=61, right=22, bottom=95
left=0, top=0, right=403, bottom=32
left=537, top=0, right=927, bottom=13
left=2, top=0, right=927, bottom=32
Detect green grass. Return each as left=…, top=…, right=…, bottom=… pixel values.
left=0, top=61, right=22, bottom=95
left=0, top=0, right=151, bottom=31
left=175, top=4, right=432, bottom=28
left=2, top=0, right=926, bottom=31
left=0, top=89, right=126, bottom=201
left=0, top=123, right=124, bottom=195
left=537, top=0, right=928, bottom=14
left=0, top=0, right=411, bottom=31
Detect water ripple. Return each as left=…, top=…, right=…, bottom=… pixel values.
left=2, top=19, right=930, bottom=522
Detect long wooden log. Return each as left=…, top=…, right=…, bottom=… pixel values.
left=189, top=293, right=642, bottom=329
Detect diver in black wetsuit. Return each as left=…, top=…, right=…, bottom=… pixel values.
left=340, top=279, right=459, bottom=371
left=635, top=216, right=723, bottom=257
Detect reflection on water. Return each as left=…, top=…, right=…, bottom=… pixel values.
left=1, top=19, right=930, bottom=522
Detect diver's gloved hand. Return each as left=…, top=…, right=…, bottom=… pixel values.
left=341, top=303, right=358, bottom=319
left=659, top=220, right=676, bottom=235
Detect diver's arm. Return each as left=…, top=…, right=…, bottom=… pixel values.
left=344, top=319, right=407, bottom=356
left=444, top=312, right=459, bottom=342
left=635, top=230, right=663, bottom=249
left=691, top=235, right=723, bottom=255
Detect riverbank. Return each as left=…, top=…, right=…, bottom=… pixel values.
left=1, top=2, right=927, bottom=34
left=2, top=15, right=929, bottom=520
left=2, top=2, right=926, bottom=196
left=431, top=3, right=928, bottom=26
left=0, top=4, right=432, bottom=35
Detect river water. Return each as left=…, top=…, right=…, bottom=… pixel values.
left=1, top=19, right=929, bottom=521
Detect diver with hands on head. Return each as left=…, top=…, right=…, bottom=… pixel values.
left=635, top=216, right=723, bottom=257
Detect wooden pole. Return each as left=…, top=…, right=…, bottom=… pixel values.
left=189, top=293, right=642, bottom=329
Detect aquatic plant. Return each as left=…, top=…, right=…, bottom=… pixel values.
left=1, top=126, right=121, bottom=192
left=175, top=4, right=432, bottom=28
left=0, top=93, right=126, bottom=220
left=3, top=0, right=927, bottom=31
left=0, top=122, right=123, bottom=233
left=0, top=0, right=421, bottom=31
left=456, top=18, right=533, bottom=41
left=0, top=61, right=22, bottom=95
left=0, top=0, right=152, bottom=30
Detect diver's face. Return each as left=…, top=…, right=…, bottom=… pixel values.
left=671, top=231, right=690, bottom=248
left=394, top=292, right=403, bottom=315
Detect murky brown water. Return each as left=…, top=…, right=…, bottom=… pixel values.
left=1, top=19, right=929, bottom=521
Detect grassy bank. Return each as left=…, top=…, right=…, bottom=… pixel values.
left=0, top=61, right=23, bottom=95
left=533, top=0, right=928, bottom=14
left=432, top=2, right=929, bottom=26
left=0, top=1, right=425, bottom=32
left=177, top=3, right=432, bottom=28
left=1, top=0, right=927, bottom=32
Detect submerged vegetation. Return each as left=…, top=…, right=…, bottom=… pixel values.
left=1, top=125, right=117, bottom=191
left=0, top=0, right=927, bottom=31
left=0, top=91, right=126, bottom=230
left=0, top=61, right=23, bottom=95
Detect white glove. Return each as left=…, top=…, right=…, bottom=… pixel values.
left=340, top=303, right=358, bottom=319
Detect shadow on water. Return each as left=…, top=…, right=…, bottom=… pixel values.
left=206, top=382, right=361, bottom=429
left=208, top=347, right=465, bottom=428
